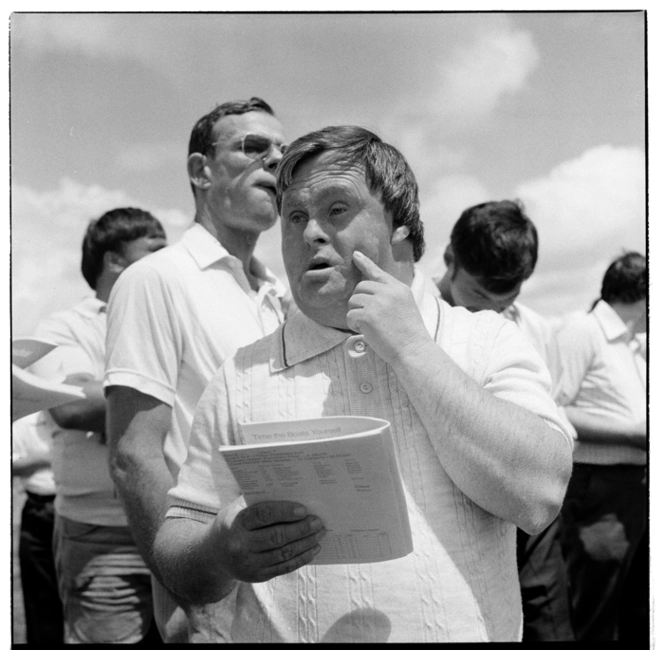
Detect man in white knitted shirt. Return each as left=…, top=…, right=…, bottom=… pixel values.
left=152, top=125, right=573, bottom=642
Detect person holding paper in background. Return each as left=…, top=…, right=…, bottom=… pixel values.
left=30, top=208, right=167, bottom=644
left=154, top=125, right=573, bottom=642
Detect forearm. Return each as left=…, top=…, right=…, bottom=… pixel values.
left=391, top=338, right=572, bottom=533
left=154, top=499, right=325, bottom=606
left=111, top=447, right=175, bottom=577
left=12, top=451, right=51, bottom=477
left=154, top=517, right=237, bottom=605
left=50, top=378, right=106, bottom=433
left=106, top=387, right=174, bottom=581
left=564, top=406, right=646, bottom=450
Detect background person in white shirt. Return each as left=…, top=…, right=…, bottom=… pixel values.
left=29, top=207, right=167, bottom=644
left=556, top=251, right=647, bottom=641
left=435, top=199, right=573, bottom=642
left=12, top=412, right=63, bottom=645
left=152, top=125, right=573, bottom=642
left=105, top=97, right=288, bottom=642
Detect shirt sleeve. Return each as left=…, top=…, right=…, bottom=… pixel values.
left=166, top=360, right=242, bottom=521
left=104, top=262, right=183, bottom=406
left=554, top=314, right=596, bottom=408
left=479, top=318, right=575, bottom=451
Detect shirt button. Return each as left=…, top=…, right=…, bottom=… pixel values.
left=354, top=340, right=366, bottom=352
left=360, top=382, right=373, bottom=394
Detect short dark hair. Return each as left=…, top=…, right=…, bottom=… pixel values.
left=600, top=251, right=647, bottom=304
left=81, top=207, right=165, bottom=289
left=450, top=200, right=538, bottom=294
left=275, top=125, right=425, bottom=262
left=188, top=97, right=275, bottom=158
left=187, top=97, right=275, bottom=196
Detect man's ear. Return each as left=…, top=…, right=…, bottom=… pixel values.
left=391, top=225, right=410, bottom=245
left=103, top=250, right=126, bottom=275
left=187, top=153, right=212, bottom=191
left=443, top=243, right=455, bottom=270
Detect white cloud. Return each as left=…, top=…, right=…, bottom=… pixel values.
left=11, top=14, right=159, bottom=62
left=11, top=179, right=191, bottom=335
left=412, top=145, right=646, bottom=319
left=515, top=145, right=646, bottom=316
left=115, top=142, right=183, bottom=173
left=417, top=174, right=490, bottom=279
left=436, top=18, right=540, bottom=120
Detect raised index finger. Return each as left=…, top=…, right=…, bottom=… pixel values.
left=241, top=501, right=309, bottom=531
left=352, top=251, right=392, bottom=283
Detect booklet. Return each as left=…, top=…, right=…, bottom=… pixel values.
left=12, top=364, right=86, bottom=422
left=219, top=416, right=413, bottom=565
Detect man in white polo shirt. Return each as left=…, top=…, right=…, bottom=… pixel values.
left=556, top=251, right=647, bottom=641
left=105, top=97, right=288, bottom=642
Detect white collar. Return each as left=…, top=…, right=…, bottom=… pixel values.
left=270, top=269, right=442, bottom=371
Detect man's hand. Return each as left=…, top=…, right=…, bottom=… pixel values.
left=50, top=373, right=107, bottom=435
left=212, top=500, right=325, bottom=584
left=347, top=251, right=431, bottom=365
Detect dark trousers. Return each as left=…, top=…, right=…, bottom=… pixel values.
left=559, top=463, right=648, bottom=641
left=18, top=493, right=64, bottom=645
left=516, top=515, right=575, bottom=641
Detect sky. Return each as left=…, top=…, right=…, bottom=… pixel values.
left=9, top=10, right=648, bottom=336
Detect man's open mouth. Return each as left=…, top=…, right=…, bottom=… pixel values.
left=308, top=260, right=332, bottom=271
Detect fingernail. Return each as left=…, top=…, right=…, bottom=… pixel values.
left=310, top=517, right=323, bottom=531
left=293, top=506, right=307, bottom=517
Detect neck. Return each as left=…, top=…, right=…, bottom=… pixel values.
left=609, top=301, right=646, bottom=336
left=94, top=274, right=115, bottom=303
left=436, top=270, right=454, bottom=305
left=195, top=210, right=261, bottom=288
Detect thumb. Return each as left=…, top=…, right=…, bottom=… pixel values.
left=352, top=251, right=391, bottom=283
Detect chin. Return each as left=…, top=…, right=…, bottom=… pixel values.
left=293, top=283, right=350, bottom=324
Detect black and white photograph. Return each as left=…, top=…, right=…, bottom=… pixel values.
left=9, top=8, right=651, bottom=645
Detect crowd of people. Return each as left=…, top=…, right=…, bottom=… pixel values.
left=12, top=97, right=647, bottom=644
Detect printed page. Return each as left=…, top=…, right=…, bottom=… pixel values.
left=221, top=417, right=413, bottom=565
left=12, top=364, right=86, bottom=421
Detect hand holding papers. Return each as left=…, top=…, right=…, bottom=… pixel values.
left=220, top=416, right=413, bottom=565
left=12, top=338, right=86, bottom=421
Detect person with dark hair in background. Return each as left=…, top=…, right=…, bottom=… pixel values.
left=29, top=207, right=167, bottom=643
left=435, top=199, right=575, bottom=641
left=151, top=125, right=573, bottom=642
left=104, top=98, right=289, bottom=642
left=556, top=251, right=647, bottom=641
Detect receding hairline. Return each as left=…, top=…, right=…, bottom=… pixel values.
left=280, top=154, right=388, bottom=212
left=209, top=109, right=283, bottom=142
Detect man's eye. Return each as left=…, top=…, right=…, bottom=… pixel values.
left=330, top=205, right=347, bottom=216
left=287, top=213, right=306, bottom=225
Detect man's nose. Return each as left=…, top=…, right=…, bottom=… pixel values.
left=262, top=144, right=284, bottom=172
left=303, top=218, right=329, bottom=247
